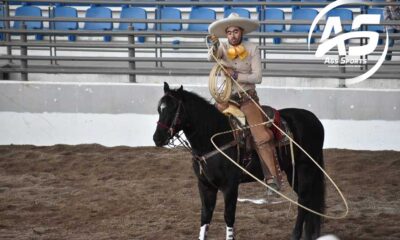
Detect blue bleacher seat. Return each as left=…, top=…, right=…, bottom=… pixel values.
left=13, top=5, right=43, bottom=40
left=53, top=6, right=78, bottom=41
left=118, top=7, right=147, bottom=43
left=264, top=8, right=285, bottom=44
left=0, top=5, right=3, bottom=27
left=84, top=5, right=113, bottom=42
left=264, top=8, right=285, bottom=32
left=158, top=7, right=183, bottom=46
left=326, top=8, right=353, bottom=32
left=367, top=8, right=384, bottom=45
left=224, top=8, right=251, bottom=18
left=160, top=0, right=191, bottom=34
left=232, top=0, right=263, bottom=20
left=0, top=6, right=4, bottom=41
left=367, top=8, right=384, bottom=32
left=289, top=8, right=319, bottom=43
left=13, top=5, right=43, bottom=30
left=188, top=7, right=216, bottom=32
left=119, top=7, right=147, bottom=31
left=160, top=7, right=182, bottom=31
left=290, top=8, right=319, bottom=32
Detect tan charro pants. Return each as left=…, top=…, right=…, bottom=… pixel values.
left=240, top=99, right=279, bottom=179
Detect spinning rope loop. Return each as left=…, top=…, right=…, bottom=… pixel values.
left=205, top=35, right=349, bottom=220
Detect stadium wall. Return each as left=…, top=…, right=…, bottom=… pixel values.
left=0, top=81, right=399, bottom=120
left=1, top=81, right=399, bottom=150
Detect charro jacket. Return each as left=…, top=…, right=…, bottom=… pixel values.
left=208, top=41, right=262, bottom=93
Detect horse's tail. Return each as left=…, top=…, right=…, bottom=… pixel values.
left=314, top=150, right=326, bottom=214
left=313, top=122, right=326, bottom=215
left=307, top=108, right=325, bottom=215
left=298, top=109, right=326, bottom=238
left=303, top=140, right=326, bottom=239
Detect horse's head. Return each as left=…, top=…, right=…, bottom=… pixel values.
left=153, top=82, right=185, bottom=147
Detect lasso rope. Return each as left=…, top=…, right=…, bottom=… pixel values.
left=209, top=64, right=232, bottom=104
left=205, top=35, right=349, bottom=219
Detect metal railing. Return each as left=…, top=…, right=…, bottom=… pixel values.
left=0, top=0, right=399, bottom=84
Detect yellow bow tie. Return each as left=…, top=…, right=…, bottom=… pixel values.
left=227, top=44, right=249, bottom=60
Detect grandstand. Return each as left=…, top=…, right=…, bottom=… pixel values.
left=0, top=0, right=399, bottom=88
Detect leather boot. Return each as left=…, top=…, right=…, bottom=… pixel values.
left=255, top=140, right=282, bottom=194
left=239, top=95, right=282, bottom=195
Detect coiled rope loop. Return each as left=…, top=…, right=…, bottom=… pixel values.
left=209, top=64, right=232, bottom=104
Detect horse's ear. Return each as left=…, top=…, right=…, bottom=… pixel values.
left=176, top=85, right=184, bottom=98
left=163, top=82, right=170, bottom=93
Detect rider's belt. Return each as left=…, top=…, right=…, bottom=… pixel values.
left=230, top=89, right=259, bottom=106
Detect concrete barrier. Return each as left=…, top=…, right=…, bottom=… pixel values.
left=1, top=81, right=399, bottom=149
left=0, top=81, right=399, bottom=120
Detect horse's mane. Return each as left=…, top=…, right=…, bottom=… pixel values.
left=170, top=88, right=232, bottom=148
left=182, top=90, right=229, bottom=126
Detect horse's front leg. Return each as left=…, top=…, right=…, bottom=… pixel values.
left=198, top=179, right=218, bottom=240
left=222, top=182, right=239, bottom=240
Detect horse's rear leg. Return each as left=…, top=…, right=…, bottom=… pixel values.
left=291, top=205, right=322, bottom=240
left=291, top=207, right=305, bottom=240
left=304, top=213, right=321, bottom=240
left=198, top=180, right=217, bottom=240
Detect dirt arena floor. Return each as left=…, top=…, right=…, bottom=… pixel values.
left=0, top=144, right=399, bottom=240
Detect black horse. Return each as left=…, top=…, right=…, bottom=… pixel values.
left=153, top=83, right=325, bottom=240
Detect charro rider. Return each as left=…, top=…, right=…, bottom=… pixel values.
left=207, top=13, right=281, bottom=193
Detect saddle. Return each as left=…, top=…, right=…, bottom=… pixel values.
left=223, top=103, right=292, bottom=144
left=222, top=103, right=293, bottom=167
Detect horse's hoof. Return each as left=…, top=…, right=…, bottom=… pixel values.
left=290, top=234, right=301, bottom=240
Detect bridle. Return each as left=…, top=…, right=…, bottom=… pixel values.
left=156, top=94, right=183, bottom=140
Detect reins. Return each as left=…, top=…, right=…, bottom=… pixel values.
left=205, top=35, right=349, bottom=220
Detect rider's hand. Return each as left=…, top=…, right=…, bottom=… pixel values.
left=224, top=67, right=238, bottom=80
left=209, top=34, right=220, bottom=49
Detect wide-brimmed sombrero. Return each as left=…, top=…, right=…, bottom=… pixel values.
left=208, top=13, right=259, bottom=38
